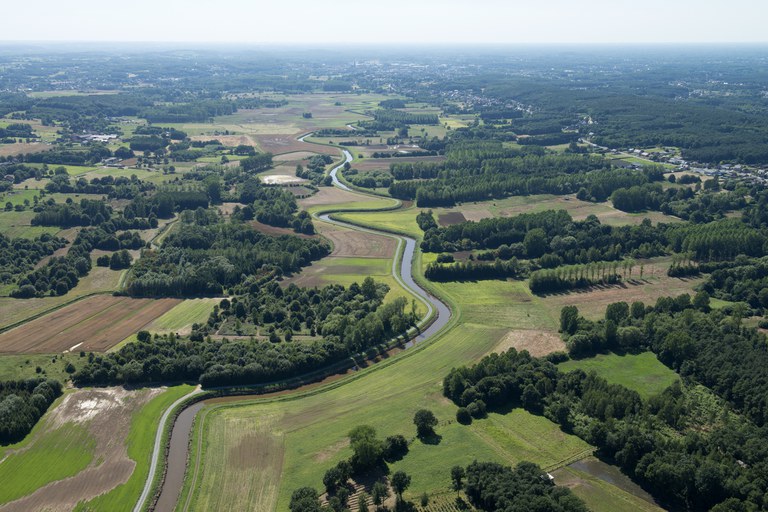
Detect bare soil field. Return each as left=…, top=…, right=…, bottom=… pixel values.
left=298, top=186, right=368, bottom=209
left=286, top=186, right=314, bottom=197
left=0, top=387, right=162, bottom=512
left=542, top=270, right=703, bottom=321
left=189, top=134, right=260, bottom=149
left=0, top=296, right=181, bottom=353
left=255, top=134, right=338, bottom=156
left=437, top=212, right=467, bottom=226
left=318, top=221, right=396, bottom=258
left=261, top=174, right=305, bottom=185
left=0, top=143, right=51, bottom=157
left=250, top=220, right=316, bottom=239
left=273, top=151, right=319, bottom=162
left=493, top=329, right=565, bottom=357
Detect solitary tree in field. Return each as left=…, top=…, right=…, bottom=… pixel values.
left=348, top=425, right=383, bottom=470
left=451, top=465, right=465, bottom=496
left=391, top=471, right=411, bottom=502
left=413, top=409, right=438, bottom=439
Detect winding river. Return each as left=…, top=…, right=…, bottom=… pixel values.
left=143, top=142, right=452, bottom=512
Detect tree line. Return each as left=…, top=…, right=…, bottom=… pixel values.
left=0, top=379, right=62, bottom=445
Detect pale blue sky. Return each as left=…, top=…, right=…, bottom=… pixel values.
left=3, top=0, right=766, bottom=44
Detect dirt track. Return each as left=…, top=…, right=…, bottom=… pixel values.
left=0, top=296, right=180, bottom=353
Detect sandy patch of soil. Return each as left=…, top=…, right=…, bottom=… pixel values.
left=437, top=211, right=467, bottom=226
left=273, top=151, right=319, bottom=162
left=318, top=222, right=396, bottom=259
left=261, top=174, right=304, bottom=185
left=494, top=329, right=565, bottom=357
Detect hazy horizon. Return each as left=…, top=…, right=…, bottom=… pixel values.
left=4, top=0, right=766, bottom=45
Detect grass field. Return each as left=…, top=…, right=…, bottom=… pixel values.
left=75, top=385, right=195, bottom=512
left=0, top=210, right=60, bottom=238
left=22, top=163, right=98, bottom=176
left=0, top=423, right=95, bottom=506
left=553, top=461, right=664, bottom=512
left=147, top=298, right=221, bottom=333
left=559, top=352, right=679, bottom=400
left=182, top=269, right=593, bottom=510
left=0, top=188, right=38, bottom=206
left=335, top=208, right=421, bottom=238
left=0, top=353, right=84, bottom=381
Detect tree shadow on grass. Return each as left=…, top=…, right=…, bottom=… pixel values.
left=417, top=431, right=443, bottom=445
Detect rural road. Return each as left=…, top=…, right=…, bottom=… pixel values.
left=144, top=140, right=452, bottom=511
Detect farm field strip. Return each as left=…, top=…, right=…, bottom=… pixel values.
left=0, top=296, right=181, bottom=353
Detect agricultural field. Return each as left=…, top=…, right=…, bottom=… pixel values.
left=145, top=298, right=222, bottom=335
left=558, top=352, right=679, bottom=400
left=427, top=194, right=682, bottom=227
left=540, top=257, right=703, bottom=320
left=0, top=265, right=127, bottom=330
left=180, top=268, right=654, bottom=510
left=0, top=385, right=192, bottom=512
left=0, top=296, right=181, bottom=353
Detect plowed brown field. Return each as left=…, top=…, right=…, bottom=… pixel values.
left=0, top=296, right=181, bottom=353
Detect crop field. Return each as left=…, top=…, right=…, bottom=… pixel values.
left=0, top=296, right=181, bottom=353
left=318, top=221, right=397, bottom=259
left=0, top=266, right=127, bottom=330
left=165, top=93, right=393, bottom=157
left=146, top=298, right=221, bottom=334
left=558, top=352, right=679, bottom=399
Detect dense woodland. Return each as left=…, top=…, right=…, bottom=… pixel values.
left=125, top=220, right=329, bottom=297
left=0, top=233, right=67, bottom=286
left=387, top=147, right=652, bottom=207
left=0, top=379, right=62, bottom=444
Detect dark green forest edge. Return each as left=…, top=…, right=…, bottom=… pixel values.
left=445, top=298, right=768, bottom=512
left=2, top=47, right=768, bottom=511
